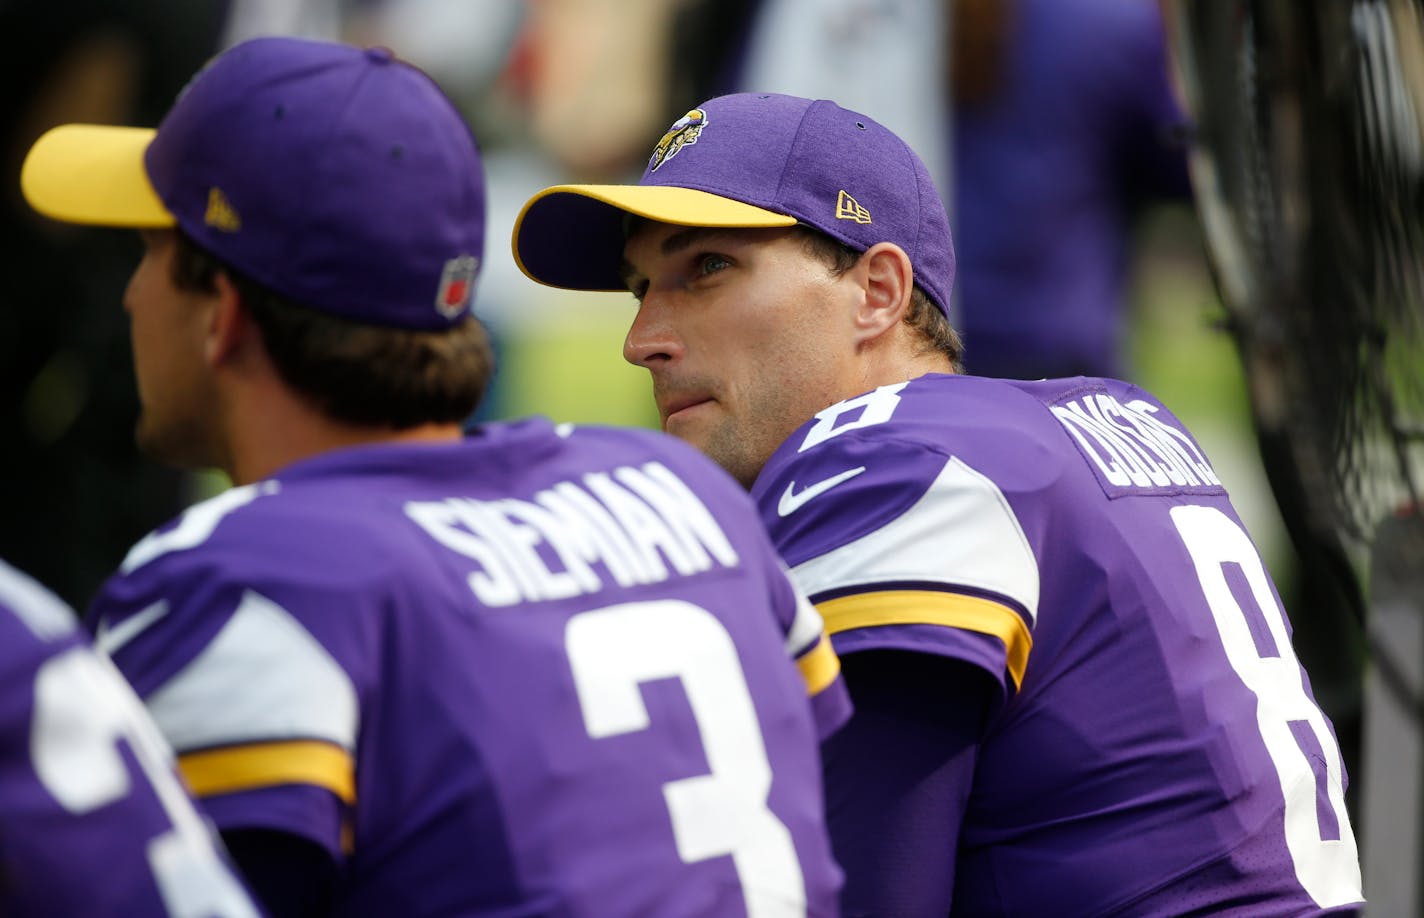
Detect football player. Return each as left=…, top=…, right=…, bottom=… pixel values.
left=22, top=40, right=847, bottom=917
left=513, top=91, right=1366, bottom=915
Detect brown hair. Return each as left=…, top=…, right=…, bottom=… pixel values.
left=171, top=231, right=494, bottom=428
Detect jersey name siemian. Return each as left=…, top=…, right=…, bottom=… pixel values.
left=406, top=461, right=740, bottom=606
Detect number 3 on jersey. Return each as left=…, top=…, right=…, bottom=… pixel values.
left=566, top=600, right=806, bottom=918
left=32, top=648, right=259, bottom=918
left=1172, top=505, right=1362, bottom=908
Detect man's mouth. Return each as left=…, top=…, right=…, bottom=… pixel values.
left=660, top=395, right=714, bottom=425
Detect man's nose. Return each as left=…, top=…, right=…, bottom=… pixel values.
left=623, top=294, right=681, bottom=368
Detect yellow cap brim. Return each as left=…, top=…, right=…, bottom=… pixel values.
left=21, top=124, right=173, bottom=228
left=512, top=184, right=796, bottom=292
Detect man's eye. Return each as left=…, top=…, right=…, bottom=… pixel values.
left=697, top=254, right=731, bottom=276
left=621, top=275, right=648, bottom=302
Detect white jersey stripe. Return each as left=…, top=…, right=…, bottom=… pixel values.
left=791, top=456, right=1040, bottom=626
left=146, top=590, right=359, bottom=754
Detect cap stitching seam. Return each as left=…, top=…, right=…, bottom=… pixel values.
left=773, top=100, right=821, bottom=218
left=897, top=131, right=925, bottom=298
left=291, top=56, right=379, bottom=293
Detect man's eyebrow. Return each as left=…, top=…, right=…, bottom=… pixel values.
left=658, top=226, right=742, bottom=256
left=618, top=226, right=754, bottom=288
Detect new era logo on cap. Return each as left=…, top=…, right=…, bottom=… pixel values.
left=835, top=190, right=871, bottom=224
left=205, top=187, right=241, bottom=231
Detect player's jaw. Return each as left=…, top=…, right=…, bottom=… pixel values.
left=130, top=345, right=226, bottom=470
left=649, top=375, right=779, bottom=489
left=651, top=375, right=720, bottom=438
left=134, top=410, right=209, bottom=469
left=124, top=232, right=227, bottom=471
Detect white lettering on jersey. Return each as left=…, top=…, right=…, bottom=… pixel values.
left=582, top=472, right=683, bottom=579
left=797, top=383, right=906, bottom=453
left=567, top=600, right=806, bottom=916
left=1051, top=394, right=1219, bottom=490
left=404, top=462, right=740, bottom=608
left=777, top=467, right=867, bottom=517
left=31, top=647, right=262, bottom=917
left=539, top=483, right=651, bottom=587
left=618, top=463, right=739, bottom=571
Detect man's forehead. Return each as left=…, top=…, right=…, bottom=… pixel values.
left=624, top=222, right=796, bottom=256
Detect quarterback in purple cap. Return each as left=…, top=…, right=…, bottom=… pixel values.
left=22, top=40, right=849, bottom=916
left=513, top=92, right=1366, bottom=915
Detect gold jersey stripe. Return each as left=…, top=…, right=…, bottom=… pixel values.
left=178, top=740, right=356, bottom=804
left=816, top=590, right=1032, bottom=689
left=796, top=633, right=842, bottom=696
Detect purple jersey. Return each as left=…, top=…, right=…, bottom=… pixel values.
left=88, top=418, right=848, bottom=917
left=754, top=374, right=1364, bottom=915
left=0, top=560, right=259, bottom=917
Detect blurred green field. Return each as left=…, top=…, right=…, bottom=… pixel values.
left=491, top=294, right=659, bottom=430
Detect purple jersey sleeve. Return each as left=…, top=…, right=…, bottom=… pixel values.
left=822, top=652, right=991, bottom=917
left=0, top=560, right=260, bottom=917
left=85, top=480, right=363, bottom=860
left=87, top=418, right=846, bottom=916
left=754, top=381, right=1038, bottom=702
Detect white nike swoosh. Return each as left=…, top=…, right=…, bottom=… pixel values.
left=95, top=599, right=170, bottom=657
left=778, top=467, right=867, bottom=517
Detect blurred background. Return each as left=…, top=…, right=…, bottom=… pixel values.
left=0, top=0, right=1266, bottom=617
left=3, top=0, right=1418, bottom=906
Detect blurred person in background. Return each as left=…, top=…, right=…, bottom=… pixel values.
left=951, top=0, right=1192, bottom=380
left=731, top=0, right=951, bottom=194
left=1, top=0, right=230, bottom=609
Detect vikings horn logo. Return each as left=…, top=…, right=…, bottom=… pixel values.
left=648, top=109, right=708, bottom=172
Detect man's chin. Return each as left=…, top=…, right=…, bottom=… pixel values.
left=663, top=415, right=716, bottom=455
left=672, top=421, right=760, bottom=489
left=135, top=417, right=215, bottom=470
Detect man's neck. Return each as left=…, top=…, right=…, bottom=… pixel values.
left=221, top=383, right=462, bottom=485
left=856, top=349, right=956, bottom=397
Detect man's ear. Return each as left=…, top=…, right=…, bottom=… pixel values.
left=204, top=270, right=248, bottom=366
left=853, top=242, right=915, bottom=341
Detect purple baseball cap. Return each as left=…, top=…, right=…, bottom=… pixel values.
left=20, top=36, right=485, bottom=330
left=512, top=92, right=955, bottom=316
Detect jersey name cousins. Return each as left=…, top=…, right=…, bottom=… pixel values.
left=754, top=373, right=1363, bottom=915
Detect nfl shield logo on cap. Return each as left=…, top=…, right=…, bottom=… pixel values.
left=435, top=254, right=480, bottom=319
